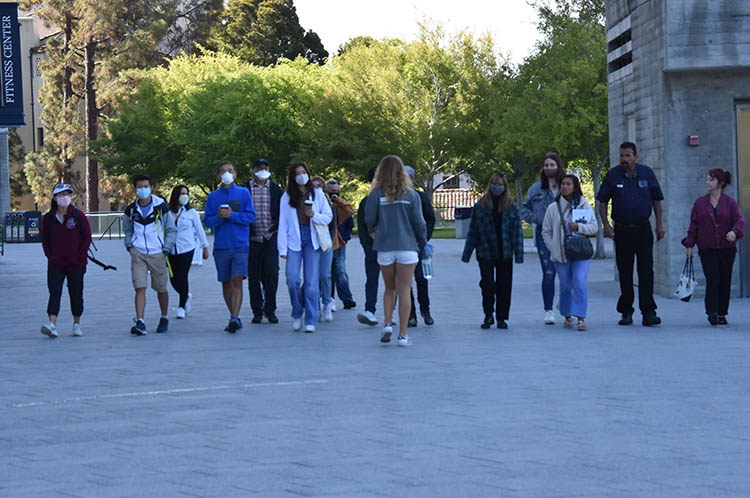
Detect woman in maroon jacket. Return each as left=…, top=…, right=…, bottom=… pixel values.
left=40, top=184, right=92, bottom=338
left=683, top=169, right=745, bottom=325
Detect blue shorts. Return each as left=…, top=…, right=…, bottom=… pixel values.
left=213, top=246, right=249, bottom=282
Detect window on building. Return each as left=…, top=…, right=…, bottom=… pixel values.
left=442, top=175, right=460, bottom=189
left=607, top=16, right=632, bottom=77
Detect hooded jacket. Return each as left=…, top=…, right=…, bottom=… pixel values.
left=541, top=196, right=598, bottom=264
left=41, top=205, right=92, bottom=270
left=123, top=195, right=177, bottom=255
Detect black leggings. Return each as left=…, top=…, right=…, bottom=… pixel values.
left=168, top=250, right=194, bottom=308
left=47, top=267, right=85, bottom=317
left=478, top=257, right=513, bottom=321
left=699, top=247, right=736, bottom=316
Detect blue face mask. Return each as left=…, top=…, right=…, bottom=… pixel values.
left=490, top=185, right=505, bottom=197
left=136, top=187, right=151, bottom=200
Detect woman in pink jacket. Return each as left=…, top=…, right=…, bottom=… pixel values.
left=682, top=169, right=745, bottom=325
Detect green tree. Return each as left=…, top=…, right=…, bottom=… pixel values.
left=209, top=0, right=328, bottom=66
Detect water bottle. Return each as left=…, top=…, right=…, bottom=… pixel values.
left=421, top=256, right=433, bottom=280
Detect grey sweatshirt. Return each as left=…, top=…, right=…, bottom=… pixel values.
left=365, top=187, right=427, bottom=253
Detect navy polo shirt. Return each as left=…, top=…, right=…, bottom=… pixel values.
left=596, top=163, right=664, bottom=225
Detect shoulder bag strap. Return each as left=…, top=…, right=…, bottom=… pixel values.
left=556, top=200, right=571, bottom=237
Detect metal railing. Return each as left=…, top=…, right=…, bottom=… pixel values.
left=85, top=211, right=208, bottom=240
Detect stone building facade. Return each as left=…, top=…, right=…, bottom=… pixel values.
left=606, top=0, right=750, bottom=298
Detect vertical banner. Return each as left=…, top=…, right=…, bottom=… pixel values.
left=0, top=2, right=24, bottom=126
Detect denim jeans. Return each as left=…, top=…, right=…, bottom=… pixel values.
left=285, top=225, right=320, bottom=326
left=363, top=246, right=380, bottom=313
left=332, top=246, right=354, bottom=302
left=319, top=247, right=333, bottom=306
left=553, top=259, right=590, bottom=318
left=535, top=225, right=556, bottom=310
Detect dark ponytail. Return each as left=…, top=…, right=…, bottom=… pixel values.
left=47, top=197, right=58, bottom=216
left=708, top=168, right=732, bottom=189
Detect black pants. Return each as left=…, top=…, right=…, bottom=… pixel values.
left=699, top=247, right=736, bottom=316
left=409, top=260, right=430, bottom=319
left=363, top=246, right=380, bottom=313
left=614, top=222, right=656, bottom=315
left=47, top=266, right=85, bottom=317
left=168, top=250, right=194, bottom=308
left=478, top=257, right=512, bottom=321
left=248, top=235, right=279, bottom=315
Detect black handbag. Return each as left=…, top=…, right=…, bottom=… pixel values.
left=556, top=200, right=593, bottom=260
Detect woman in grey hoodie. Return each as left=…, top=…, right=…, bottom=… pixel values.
left=365, top=155, right=427, bottom=346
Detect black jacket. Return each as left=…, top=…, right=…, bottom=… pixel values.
left=417, top=190, right=436, bottom=240
left=241, top=179, right=282, bottom=237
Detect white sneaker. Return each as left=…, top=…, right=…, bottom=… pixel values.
left=176, top=307, right=186, bottom=319
left=185, top=293, right=192, bottom=313
left=330, top=301, right=337, bottom=312
left=544, top=310, right=555, bottom=325
left=357, top=310, right=378, bottom=326
left=397, top=334, right=412, bottom=346
left=323, top=303, right=333, bottom=322
left=72, top=324, right=83, bottom=337
left=304, top=324, right=315, bottom=333
left=292, top=317, right=303, bottom=331
left=380, top=324, right=393, bottom=343
left=41, top=323, right=58, bottom=339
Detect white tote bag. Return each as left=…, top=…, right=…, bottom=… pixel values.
left=314, top=223, right=332, bottom=253
left=674, top=256, right=697, bottom=302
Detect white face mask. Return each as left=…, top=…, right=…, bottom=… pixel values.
left=255, top=169, right=271, bottom=181
left=56, top=195, right=71, bottom=208
left=295, top=173, right=309, bottom=185
left=178, top=194, right=189, bottom=206
left=221, top=171, right=234, bottom=185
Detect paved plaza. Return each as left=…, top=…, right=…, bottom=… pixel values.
left=1, top=236, right=750, bottom=498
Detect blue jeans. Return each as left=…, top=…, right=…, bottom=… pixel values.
left=363, top=246, right=380, bottom=313
left=332, top=246, right=354, bottom=302
left=285, top=225, right=320, bottom=326
left=535, top=225, right=556, bottom=310
left=319, top=247, right=333, bottom=306
left=553, top=259, right=590, bottom=318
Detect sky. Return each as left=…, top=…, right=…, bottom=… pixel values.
left=294, top=0, right=542, bottom=64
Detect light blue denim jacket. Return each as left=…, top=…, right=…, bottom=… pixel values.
left=520, top=179, right=556, bottom=226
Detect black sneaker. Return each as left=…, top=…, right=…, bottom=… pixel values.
left=718, top=316, right=728, bottom=325
left=481, top=316, right=494, bottom=329
left=407, top=316, right=418, bottom=328
left=642, top=313, right=661, bottom=327
left=618, top=313, right=633, bottom=326
left=343, top=300, right=357, bottom=310
left=265, top=311, right=279, bottom=324
left=225, top=317, right=241, bottom=333
left=707, top=313, right=719, bottom=326
left=497, top=320, right=508, bottom=329
left=156, top=317, right=169, bottom=333
left=131, top=319, right=147, bottom=336
left=422, top=312, right=434, bottom=326
left=251, top=314, right=263, bottom=324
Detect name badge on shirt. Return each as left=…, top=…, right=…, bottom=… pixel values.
left=616, top=184, right=624, bottom=188
left=638, top=180, right=648, bottom=188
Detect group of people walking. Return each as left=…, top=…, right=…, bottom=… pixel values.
left=39, top=143, right=745, bottom=341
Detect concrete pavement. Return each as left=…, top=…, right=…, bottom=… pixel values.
left=1, top=237, right=749, bottom=497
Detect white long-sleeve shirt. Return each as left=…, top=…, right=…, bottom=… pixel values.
left=173, top=207, right=209, bottom=255
left=277, top=188, right=333, bottom=257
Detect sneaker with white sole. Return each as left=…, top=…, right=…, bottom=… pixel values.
left=544, top=310, right=555, bottom=325
left=397, top=334, right=412, bottom=346
left=41, top=323, right=58, bottom=339
left=72, top=324, right=83, bottom=337
left=130, top=319, right=148, bottom=336
left=185, top=293, right=192, bottom=314
left=304, top=324, right=315, bottom=333
left=380, top=324, right=393, bottom=343
left=357, top=311, right=378, bottom=326
left=292, top=316, right=303, bottom=331
left=323, top=303, right=333, bottom=322
left=330, top=302, right=337, bottom=312
left=176, top=307, right=186, bottom=319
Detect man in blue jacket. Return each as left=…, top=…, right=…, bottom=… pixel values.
left=204, top=162, right=256, bottom=333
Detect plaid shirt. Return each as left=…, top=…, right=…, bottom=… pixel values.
left=250, top=181, right=272, bottom=241
left=462, top=201, right=524, bottom=263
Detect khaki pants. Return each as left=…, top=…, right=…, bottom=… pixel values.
left=131, top=249, right=168, bottom=292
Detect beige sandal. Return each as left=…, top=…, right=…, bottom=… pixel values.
left=563, top=316, right=574, bottom=328
left=577, top=319, right=587, bottom=331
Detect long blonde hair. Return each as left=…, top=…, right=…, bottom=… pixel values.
left=371, top=155, right=412, bottom=202
left=480, top=172, right=512, bottom=213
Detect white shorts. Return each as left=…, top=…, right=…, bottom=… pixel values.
left=377, top=250, right=419, bottom=266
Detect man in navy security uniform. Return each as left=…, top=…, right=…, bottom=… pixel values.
left=597, top=142, right=665, bottom=327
